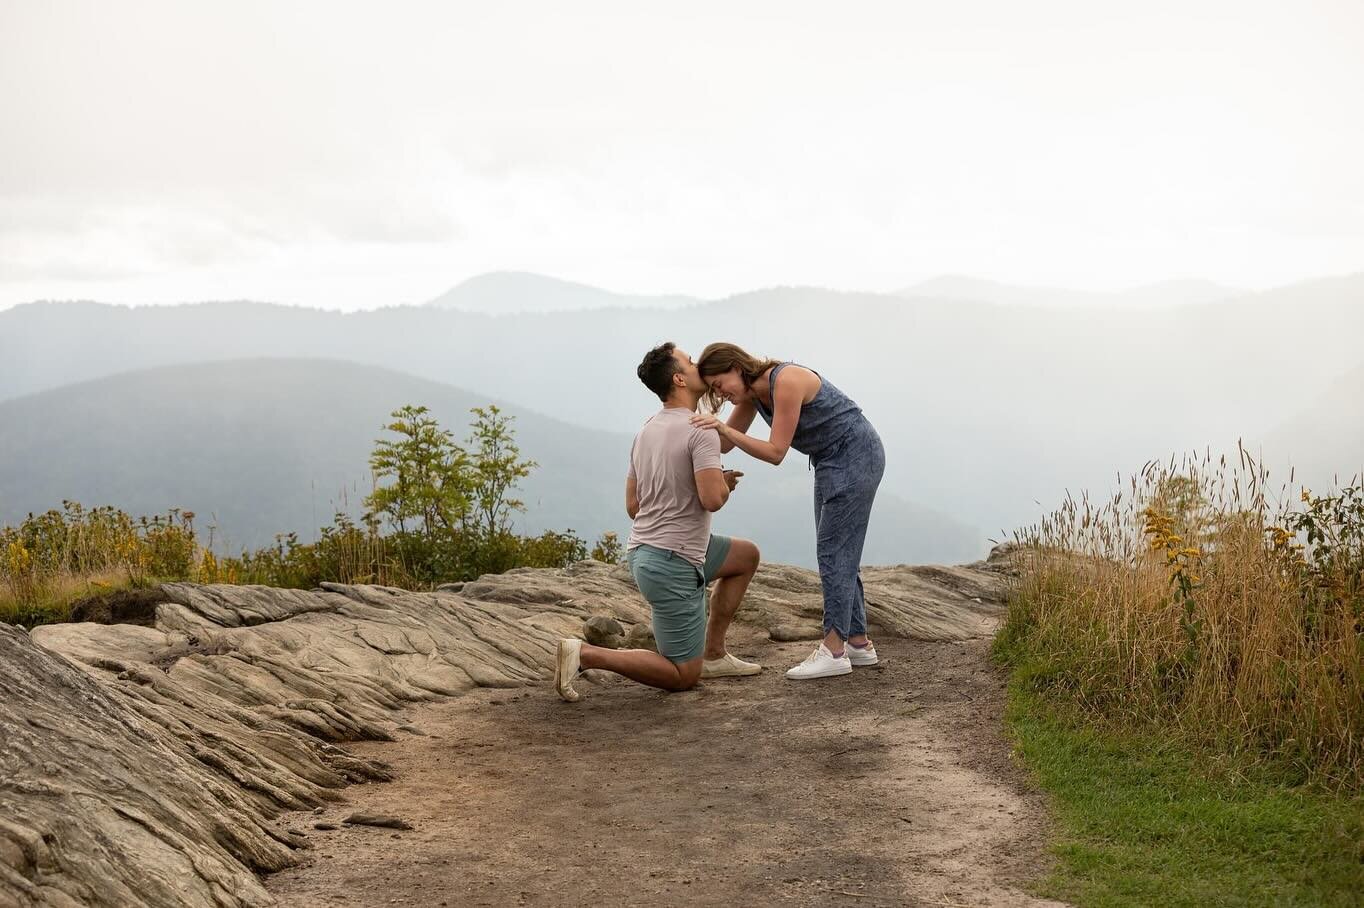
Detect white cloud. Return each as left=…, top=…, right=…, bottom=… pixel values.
left=2, top=0, right=1362, bottom=309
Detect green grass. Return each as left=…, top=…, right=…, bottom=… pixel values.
left=1002, top=673, right=1364, bottom=907
left=0, top=570, right=133, bottom=628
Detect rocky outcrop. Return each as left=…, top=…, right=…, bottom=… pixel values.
left=1, top=551, right=1013, bottom=908
left=0, top=623, right=294, bottom=908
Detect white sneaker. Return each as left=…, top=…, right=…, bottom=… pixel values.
left=701, top=652, right=763, bottom=678
left=784, top=643, right=852, bottom=680
left=555, top=638, right=583, bottom=701
left=847, top=641, right=879, bottom=666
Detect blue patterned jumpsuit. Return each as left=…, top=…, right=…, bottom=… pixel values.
left=753, top=364, right=886, bottom=640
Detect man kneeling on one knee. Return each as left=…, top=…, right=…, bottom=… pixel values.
left=555, top=342, right=762, bottom=701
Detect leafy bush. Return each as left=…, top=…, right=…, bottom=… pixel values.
left=590, top=530, right=624, bottom=564
left=1, top=402, right=616, bottom=624
left=0, top=504, right=199, bottom=624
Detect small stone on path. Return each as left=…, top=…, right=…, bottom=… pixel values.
left=584, top=616, right=625, bottom=647
left=342, top=813, right=413, bottom=830
left=624, top=623, right=657, bottom=651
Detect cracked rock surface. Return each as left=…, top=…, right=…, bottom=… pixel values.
left=1, top=551, right=1013, bottom=908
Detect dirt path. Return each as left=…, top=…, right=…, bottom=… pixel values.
left=265, top=632, right=1064, bottom=908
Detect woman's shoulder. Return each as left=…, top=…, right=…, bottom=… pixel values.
left=772, top=362, right=821, bottom=394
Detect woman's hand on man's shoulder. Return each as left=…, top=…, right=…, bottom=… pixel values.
left=690, top=413, right=727, bottom=435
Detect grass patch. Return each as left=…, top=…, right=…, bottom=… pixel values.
left=1002, top=671, right=1364, bottom=907
left=0, top=569, right=133, bottom=627
left=1001, top=456, right=1362, bottom=788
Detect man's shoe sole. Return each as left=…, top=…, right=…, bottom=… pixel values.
left=701, top=662, right=763, bottom=679
left=555, top=639, right=580, bottom=702
left=848, top=652, right=879, bottom=666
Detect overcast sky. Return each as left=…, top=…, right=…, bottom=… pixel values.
left=2, top=0, right=1361, bottom=310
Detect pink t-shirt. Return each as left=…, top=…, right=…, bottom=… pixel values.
left=626, top=407, right=723, bottom=567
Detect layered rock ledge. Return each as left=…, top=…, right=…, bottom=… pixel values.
left=1, top=552, right=1014, bottom=908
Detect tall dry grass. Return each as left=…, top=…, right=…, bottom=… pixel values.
left=1, top=502, right=602, bottom=627
left=0, top=503, right=401, bottom=626
left=999, top=446, right=1363, bottom=789
left=1, top=503, right=197, bottom=624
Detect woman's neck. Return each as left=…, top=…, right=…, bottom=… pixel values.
left=748, top=369, right=773, bottom=405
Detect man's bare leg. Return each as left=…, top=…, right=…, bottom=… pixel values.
left=579, top=645, right=702, bottom=692
left=703, top=538, right=760, bottom=660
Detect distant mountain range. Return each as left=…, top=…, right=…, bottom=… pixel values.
left=423, top=271, right=1243, bottom=315
left=0, top=359, right=982, bottom=567
left=1264, top=363, right=1364, bottom=488
left=425, top=271, right=702, bottom=313
left=3, top=271, right=1360, bottom=537
left=898, top=276, right=1243, bottom=308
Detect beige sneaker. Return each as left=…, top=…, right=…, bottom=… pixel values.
left=701, top=652, right=763, bottom=678
left=555, top=638, right=583, bottom=701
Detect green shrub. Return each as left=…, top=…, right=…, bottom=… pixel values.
left=2, top=402, right=608, bottom=624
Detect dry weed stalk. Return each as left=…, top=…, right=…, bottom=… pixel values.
left=1006, top=445, right=1363, bottom=789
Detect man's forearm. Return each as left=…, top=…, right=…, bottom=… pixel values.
left=702, top=488, right=729, bottom=512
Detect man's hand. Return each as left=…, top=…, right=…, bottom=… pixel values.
left=723, top=469, right=744, bottom=492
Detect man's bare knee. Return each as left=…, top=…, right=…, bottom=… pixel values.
left=728, top=538, right=761, bottom=576
left=669, top=661, right=703, bottom=691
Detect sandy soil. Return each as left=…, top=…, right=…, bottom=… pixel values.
left=264, top=630, right=1065, bottom=908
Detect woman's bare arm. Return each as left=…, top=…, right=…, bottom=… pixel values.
left=720, top=400, right=757, bottom=453
left=692, top=367, right=815, bottom=465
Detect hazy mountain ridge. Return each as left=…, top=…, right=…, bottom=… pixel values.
left=3, top=272, right=1360, bottom=535
left=1263, top=363, right=1364, bottom=488
left=426, top=271, right=702, bottom=313
left=0, top=358, right=982, bottom=567
left=899, top=276, right=1244, bottom=308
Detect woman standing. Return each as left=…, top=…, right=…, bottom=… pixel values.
left=691, top=343, right=885, bottom=680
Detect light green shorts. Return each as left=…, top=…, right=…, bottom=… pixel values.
left=626, top=535, right=733, bottom=664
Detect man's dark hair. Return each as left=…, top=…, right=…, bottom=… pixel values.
left=637, top=342, right=680, bottom=402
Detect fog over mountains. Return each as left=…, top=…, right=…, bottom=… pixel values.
left=2, top=272, right=1361, bottom=562
left=424, top=270, right=1248, bottom=314
left=1264, top=363, right=1364, bottom=490
left=897, top=276, right=1245, bottom=309
left=0, top=359, right=977, bottom=566
left=426, top=272, right=702, bottom=314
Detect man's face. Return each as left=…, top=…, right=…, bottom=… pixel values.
left=671, top=348, right=706, bottom=393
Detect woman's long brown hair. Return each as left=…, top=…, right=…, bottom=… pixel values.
left=696, top=342, right=783, bottom=413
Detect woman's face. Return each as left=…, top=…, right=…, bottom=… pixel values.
left=705, top=368, right=747, bottom=404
